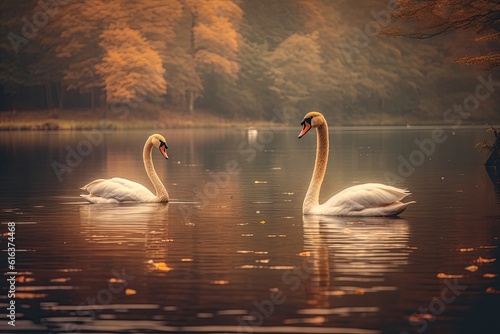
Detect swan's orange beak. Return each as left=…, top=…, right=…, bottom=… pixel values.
left=159, top=142, right=169, bottom=159
left=298, top=118, right=312, bottom=138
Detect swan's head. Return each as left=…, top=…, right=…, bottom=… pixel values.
left=151, top=134, right=169, bottom=159
left=298, top=111, right=325, bottom=138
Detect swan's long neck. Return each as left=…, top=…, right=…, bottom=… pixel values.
left=304, top=121, right=329, bottom=213
left=144, top=139, right=169, bottom=202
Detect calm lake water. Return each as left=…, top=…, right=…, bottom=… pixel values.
left=1, top=126, right=499, bottom=334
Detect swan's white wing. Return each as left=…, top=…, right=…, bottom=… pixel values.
left=320, top=183, right=415, bottom=216
left=81, top=177, right=156, bottom=203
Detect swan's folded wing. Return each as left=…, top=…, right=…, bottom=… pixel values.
left=323, top=183, right=414, bottom=215
left=81, top=177, right=155, bottom=202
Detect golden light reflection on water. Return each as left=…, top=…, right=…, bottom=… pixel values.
left=79, top=203, right=170, bottom=273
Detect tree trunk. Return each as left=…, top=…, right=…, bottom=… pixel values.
left=91, top=87, right=96, bottom=111
left=57, top=82, right=66, bottom=110
left=45, top=83, right=53, bottom=109
left=100, top=88, right=106, bottom=108
left=187, top=90, right=195, bottom=114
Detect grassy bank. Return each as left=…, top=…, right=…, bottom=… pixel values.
left=0, top=108, right=497, bottom=130
left=0, top=108, right=275, bottom=131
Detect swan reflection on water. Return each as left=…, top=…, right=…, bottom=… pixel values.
left=79, top=203, right=170, bottom=271
left=301, top=215, right=410, bottom=315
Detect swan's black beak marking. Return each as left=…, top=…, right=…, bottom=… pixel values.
left=298, top=117, right=312, bottom=138
left=159, top=141, right=169, bottom=159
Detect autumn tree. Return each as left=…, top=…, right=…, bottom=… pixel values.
left=40, top=0, right=181, bottom=110
left=176, top=0, right=243, bottom=113
left=96, top=26, right=166, bottom=107
left=382, top=0, right=500, bottom=69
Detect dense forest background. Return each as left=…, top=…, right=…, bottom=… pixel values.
left=1, top=0, right=499, bottom=125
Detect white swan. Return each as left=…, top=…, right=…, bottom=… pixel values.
left=298, top=111, right=415, bottom=216
left=80, top=134, right=169, bottom=203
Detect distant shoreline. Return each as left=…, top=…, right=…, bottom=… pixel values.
left=0, top=108, right=498, bottom=131
left=0, top=108, right=269, bottom=131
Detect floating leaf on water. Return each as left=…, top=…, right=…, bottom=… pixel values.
left=260, top=220, right=266, bottom=224
left=57, top=269, right=82, bottom=273
left=240, top=265, right=260, bottom=269
left=50, top=278, right=71, bottom=283
left=284, top=316, right=325, bottom=325
left=109, top=277, right=125, bottom=283
left=147, top=261, right=172, bottom=272
left=255, top=259, right=270, bottom=264
left=211, top=280, right=229, bottom=285
left=483, top=273, right=498, bottom=278
left=15, top=292, right=48, bottom=299
left=325, top=290, right=345, bottom=296
left=465, top=265, right=479, bottom=272
left=475, top=256, right=496, bottom=263
left=125, top=288, right=136, bottom=296
left=458, top=248, right=474, bottom=252
left=254, top=251, right=268, bottom=255
left=254, top=181, right=268, bottom=184
left=409, top=313, right=435, bottom=323
left=269, top=265, right=294, bottom=270
left=164, top=306, right=178, bottom=311
left=155, top=262, right=172, bottom=272
left=437, top=273, right=464, bottom=279
left=299, top=251, right=311, bottom=257
left=181, top=258, right=193, bottom=262
left=486, top=287, right=500, bottom=294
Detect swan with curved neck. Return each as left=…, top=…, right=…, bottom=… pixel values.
left=81, top=134, right=169, bottom=203
left=298, top=111, right=415, bottom=216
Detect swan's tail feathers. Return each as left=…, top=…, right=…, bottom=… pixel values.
left=384, top=200, right=416, bottom=217
left=81, top=179, right=106, bottom=191
left=80, top=194, right=119, bottom=204
left=80, top=194, right=94, bottom=203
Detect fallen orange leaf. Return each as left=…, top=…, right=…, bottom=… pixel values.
left=465, top=265, right=479, bottom=272
left=483, top=273, right=498, bottom=278
left=486, top=287, right=500, bottom=294
left=475, top=256, right=496, bottom=264
left=437, top=273, right=464, bottom=279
